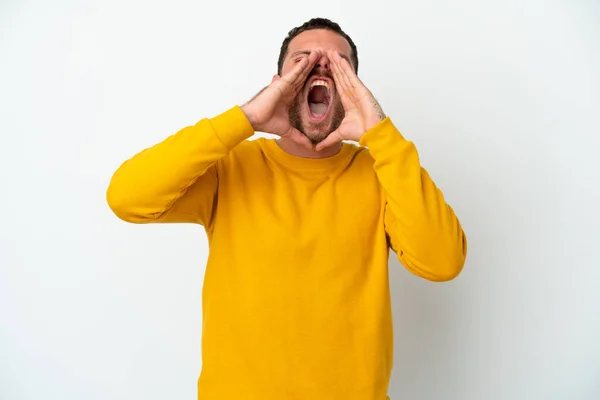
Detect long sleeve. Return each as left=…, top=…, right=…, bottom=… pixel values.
left=106, top=105, right=254, bottom=227
left=359, top=118, right=467, bottom=282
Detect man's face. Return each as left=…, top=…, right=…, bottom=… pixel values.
left=280, top=29, right=354, bottom=145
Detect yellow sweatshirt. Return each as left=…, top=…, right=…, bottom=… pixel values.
left=106, top=105, right=467, bottom=400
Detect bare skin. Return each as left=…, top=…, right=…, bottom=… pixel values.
left=241, top=50, right=323, bottom=151
left=242, top=29, right=387, bottom=158
left=315, top=49, right=386, bottom=151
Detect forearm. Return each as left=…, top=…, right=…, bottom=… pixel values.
left=360, top=118, right=467, bottom=281
left=106, top=105, right=254, bottom=222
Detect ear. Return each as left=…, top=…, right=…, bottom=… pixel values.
left=271, top=74, right=280, bottom=83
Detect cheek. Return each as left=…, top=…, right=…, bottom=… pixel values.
left=281, top=57, right=304, bottom=75
left=333, top=91, right=342, bottom=103
left=281, top=65, right=292, bottom=75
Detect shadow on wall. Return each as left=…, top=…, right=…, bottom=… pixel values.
left=387, top=255, right=470, bottom=399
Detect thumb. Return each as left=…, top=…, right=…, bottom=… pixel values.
left=288, top=128, right=315, bottom=151
left=315, top=131, right=342, bottom=152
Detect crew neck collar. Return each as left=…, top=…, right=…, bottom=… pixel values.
left=260, top=138, right=356, bottom=172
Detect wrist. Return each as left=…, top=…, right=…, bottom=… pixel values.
left=358, top=117, right=393, bottom=147
left=209, top=106, right=256, bottom=150
left=241, top=104, right=258, bottom=130
left=365, top=116, right=385, bottom=133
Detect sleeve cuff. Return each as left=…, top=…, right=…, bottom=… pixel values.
left=208, top=105, right=256, bottom=150
left=359, top=117, right=407, bottom=148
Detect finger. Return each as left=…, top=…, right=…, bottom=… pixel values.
left=336, top=56, right=358, bottom=104
left=277, top=51, right=321, bottom=100
left=287, top=50, right=321, bottom=88
left=328, top=49, right=343, bottom=84
left=330, top=51, right=351, bottom=92
left=329, top=50, right=347, bottom=86
left=315, top=130, right=342, bottom=152
left=333, top=50, right=363, bottom=89
left=278, top=57, right=308, bottom=91
left=298, top=50, right=322, bottom=83
left=281, top=124, right=314, bottom=150
left=290, top=51, right=322, bottom=95
left=328, top=50, right=342, bottom=86
left=329, top=50, right=355, bottom=108
left=288, top=128, right=314, bottom=150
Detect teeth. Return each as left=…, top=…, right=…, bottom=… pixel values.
left=310, top=79, right=330, bottom=92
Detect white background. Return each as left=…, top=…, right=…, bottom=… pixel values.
left=1, top=0, right=599, bottom=399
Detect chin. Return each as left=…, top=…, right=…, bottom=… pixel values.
left=302, top=116, right=333, bottom=144
left=289, top=75, right=344, bottom=144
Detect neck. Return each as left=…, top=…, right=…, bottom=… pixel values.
left=277, top=137, right=342, bottom=159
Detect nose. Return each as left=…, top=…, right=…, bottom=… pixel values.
left=315, top=53, right=330, bottom=72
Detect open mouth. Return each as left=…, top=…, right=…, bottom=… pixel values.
left=306, top=78, right=332, bottom=123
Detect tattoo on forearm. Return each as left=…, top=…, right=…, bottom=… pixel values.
left=370, top=97, right=386, bottom=120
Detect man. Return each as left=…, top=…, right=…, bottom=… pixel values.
left=107, top=18, right=467, bottom=400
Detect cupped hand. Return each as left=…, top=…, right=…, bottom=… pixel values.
left=241, top=50, right=324, bottom=149
left=315, top=50, right=386, bottom=151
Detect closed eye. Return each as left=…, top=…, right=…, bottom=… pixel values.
left=290, top=51, right=311, bottom=63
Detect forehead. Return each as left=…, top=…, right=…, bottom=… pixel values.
left=287, top=29, right=352, bottom=57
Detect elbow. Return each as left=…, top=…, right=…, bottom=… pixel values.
left=402, top=235, right=468, bottom=282
left=106, top=179, right=144, bottom=223
left=428, top=235, right=468, bottom=282
left=428, top=254, right=465, bottom=282
left=106, top=184, right=132, bottom=222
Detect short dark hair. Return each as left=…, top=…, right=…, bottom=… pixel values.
left=277, top=18, right=358, bottom=76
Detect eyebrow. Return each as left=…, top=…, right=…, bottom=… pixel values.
left=290, top=50, right=352, bottom=65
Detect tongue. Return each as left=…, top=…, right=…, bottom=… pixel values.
left=309, top=86, right=328, bottom=103
left=308, top=85, right=329, bottom=115
left=309, top=102, right=328, bottom=115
